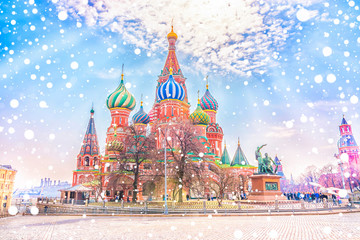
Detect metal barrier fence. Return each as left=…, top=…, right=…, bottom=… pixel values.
left=35, top=199, right=359, bottom=216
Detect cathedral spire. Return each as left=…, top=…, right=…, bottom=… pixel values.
left=220, top=142, right=230, bottom=165
left=80, top=107, right=99, bottom=156
left=341, top=114, right=348, bottom=125
left=231, top=139, right=249, bottom=166
left=121, top=64, right=124, bottom=83
left=337, top=115, right=360, bottom=171
left=162, top=24, right=181, bottom=76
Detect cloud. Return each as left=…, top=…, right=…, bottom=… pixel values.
left=55, top=0, right=322, bottom=75
left=94, top=68, right=122, bottom=80
left=306, top=100, right=345, bottom=111
left=265, top=126, right=297, bottom=139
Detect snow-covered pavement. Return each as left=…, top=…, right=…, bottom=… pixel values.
left=1, top=212, right=360, bottom=240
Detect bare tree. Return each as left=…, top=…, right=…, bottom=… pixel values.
left=299, top=165, right=321, bottom=193
left=318, top=164, right=340, bottom=188
left=86, top=175, right=106, bottom=206
left=111, top=125, right=158, bottom=203
left=159, top=121, right=205, bottom=202
left=207, top=167, right=234, bottom=206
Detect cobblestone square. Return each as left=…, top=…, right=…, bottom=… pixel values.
left=1, top=212, right=360, bottom=240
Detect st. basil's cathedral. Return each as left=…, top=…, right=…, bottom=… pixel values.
left=71, top=27, right=278, bottom=201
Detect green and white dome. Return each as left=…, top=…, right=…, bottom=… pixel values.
left=106, top=74, right=136, bottom=110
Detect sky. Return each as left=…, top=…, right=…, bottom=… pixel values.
left=1, top=0, right=360, bottom=188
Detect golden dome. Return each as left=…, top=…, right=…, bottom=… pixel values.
left=167, top=25, right=178, bottom=40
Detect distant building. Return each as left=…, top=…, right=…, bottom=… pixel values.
left=13, top=178, right=71, bottom=200
left=0, top=165, right=17, bottom=212
left=273, top=156, right=286, bottom=191
left=335, top=116, right=360, bottom=171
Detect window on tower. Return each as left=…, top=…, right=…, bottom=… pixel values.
left=85, top=157, right=90, bottom=166
left=144, top=164, right=151, bottom=170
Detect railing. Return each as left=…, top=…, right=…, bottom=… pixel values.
left=33, top=199, right=359, bottom=216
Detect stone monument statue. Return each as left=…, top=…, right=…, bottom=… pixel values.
left=249, top=145, right=284, bottom=200
left=255, top=144, right=278, bottom=174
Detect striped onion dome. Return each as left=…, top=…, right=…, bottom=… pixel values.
left=107, top=140, right=124, bottom=152
left=200, top=85, right=218, bottom=111
left=132, top=101, right=150, bottom=124
left=157, top=68, right=185, bottom=102
left=190, top=99, right=210, bottom=125
left=106, top=74, right=136, bottom=110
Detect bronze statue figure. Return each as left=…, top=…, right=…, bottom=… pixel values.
left=255, top=144, right=278, bottom=174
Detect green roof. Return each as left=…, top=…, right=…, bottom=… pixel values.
left=220, top=146, right=231, bottom=165
left=231, top=143, right=249, bottom=166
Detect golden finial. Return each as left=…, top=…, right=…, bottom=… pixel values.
left=167, top=20, right=178, bottom=40
left=224, top=140, right=226, bottom=148
left=205, top=75, right=209, bottom=89
left=121, top=64, right=124, bottom=82
left=238, top=137, right=240, bottom=146
left=169, top=67, right=173, bottom=75
left=197, top=90, right=200, bottom=104
left=141, top=94, right=143, bottom=106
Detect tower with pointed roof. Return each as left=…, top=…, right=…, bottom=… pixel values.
left=72, top=107, right=100, bottom=186
left=336, top=115, right=360, bottom=171
left=105, top=66, right=136, bottom=156
left=149, top=26, right=190, bottom=124
left=273, top=155, right=284, bottom=177
left=220, top=143, right=231, bottom=165
left=200, top=77, right=224, bottom=157
left=231, top=139, right=250, bottom=166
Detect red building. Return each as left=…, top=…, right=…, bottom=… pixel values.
left=72, top=107, right=100, bottom=186
left=72, top=27, right=256, bottom=201
left=335, top=116, right=360, bottom=171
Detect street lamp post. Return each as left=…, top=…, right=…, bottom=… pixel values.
left=338, top=160, right=346, bottom=190
left=336, top=153, right=349, bottom=190
left=164, top=128, right=168, bottom=215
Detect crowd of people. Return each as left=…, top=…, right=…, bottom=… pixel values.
left=283, top=192, right=341, bottom=204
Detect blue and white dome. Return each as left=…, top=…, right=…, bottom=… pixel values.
left=157, top=68, right=185, bottom=102
left=132, top=102, right=150, bottom=124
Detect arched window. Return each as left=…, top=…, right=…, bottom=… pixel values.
left=85, top=157, right=90, bottom=166
left=93, top=157, right=98, bottom=166
left=79, top=175, right=85, bottom=184
left=78, top=157, right=81, bottom=166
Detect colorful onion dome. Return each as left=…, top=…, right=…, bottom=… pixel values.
left=107, top=140, right=124, bottom=152
left=190, top=99, right=210, bottom=125
left=106, top=73, right=136, bottom=110
left=167, top=25, right=178, bottom=40
left=157, top=68, right=185, bottom=102
left=200, top=84, right=218, bottom=111
left=132, top=101, right=150, bottom=124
